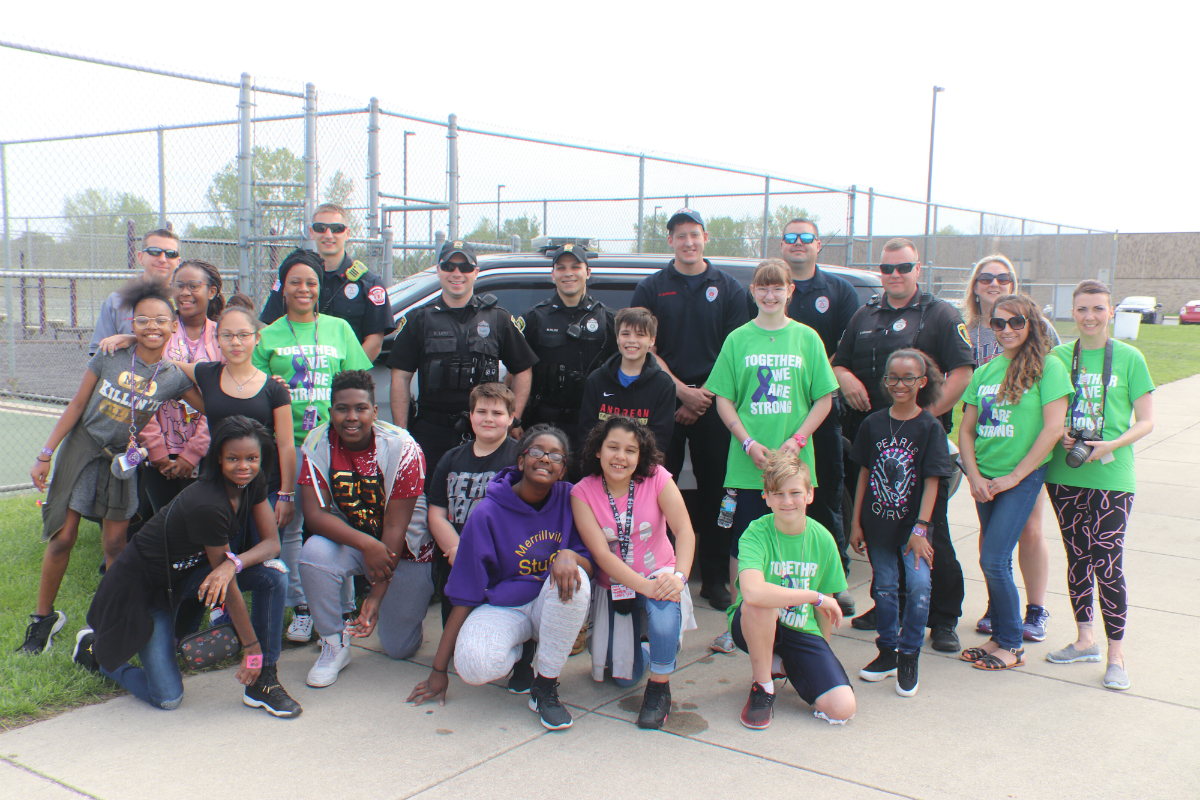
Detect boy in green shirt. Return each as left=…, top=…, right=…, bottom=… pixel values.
left=727, top=451, right=853, bottom=730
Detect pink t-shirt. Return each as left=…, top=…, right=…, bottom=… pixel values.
left=571, top=465, right=676, bottom=588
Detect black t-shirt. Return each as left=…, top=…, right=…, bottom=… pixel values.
left=849, top=408, right=954, bottom=548
left=134, top=477, right=269, bottom=570
left=260, top=255, right=396, bottom=344
left=194, top=361, right=292, bottom=434
left=426, top=438, right=520, bottom=533
left=786, top=267, right=863, bottom=357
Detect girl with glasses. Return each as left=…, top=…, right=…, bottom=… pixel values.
left=958, top=295, right=1072, bottom=671
left=962, top=254, right=1061, bottom=642
left=408, top=425, right=595, bottom=731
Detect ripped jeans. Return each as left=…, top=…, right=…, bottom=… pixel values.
left=867, top=541, right=932, bottom=655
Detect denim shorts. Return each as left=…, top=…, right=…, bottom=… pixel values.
left=729, top=605, right=851, bottom=705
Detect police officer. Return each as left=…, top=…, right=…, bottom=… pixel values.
left=519, top=243, right=617, bottom=461
left=780, top=218, right=861, bottom=616
left=631, top=208, right=751, bottom=611
left=387, top=239, right=538, bottom=474
left=261, top=202, right=395, bottom=361
left=832, top=237, right=975, bottom=651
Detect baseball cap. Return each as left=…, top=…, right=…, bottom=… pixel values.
left=550, top=243, right=590, bottom=266
left=666, top=207, right=705, bottom=232
left=438, top=239, right=479, bottom=266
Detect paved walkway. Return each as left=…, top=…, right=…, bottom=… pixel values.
left=4, top=377, right=1199, bottom=800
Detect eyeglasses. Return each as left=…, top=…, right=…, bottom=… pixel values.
left=523, top=446, right=565, bottom=464
left=439, top=260, right=477, bottom=274
left=142, top=247, right=180, bottom=259
left=883, top=375, right=925, bottom=386
left=752, top=285, right=788, bottom=298
left=311, top=222, right=347, bottom=234
left=989, top=315, right=1028, bottom=331
left=132, top=315, right=173, bottom=329
left=172, top=280, right=208, bottom=294
left=782, top=232, right=816, bottom=245
left=218, top=331, right=257, bottom=342
left=879, top=262, right=917, bottom=275
left=977, top=273, right=1015, bottom=285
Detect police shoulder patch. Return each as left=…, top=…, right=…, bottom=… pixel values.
left=514, top=315, right=525, bottom=333
left=397, top=315, right=407, bottom=333
left=958, top=323, right=972, bottom=346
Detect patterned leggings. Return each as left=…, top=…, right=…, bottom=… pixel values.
left=1046, top=484, right=1132, bottom=641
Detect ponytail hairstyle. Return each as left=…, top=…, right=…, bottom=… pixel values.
left=173, top=259, right=225, bottom=321
left=881, top=348, right=945, bottom=410
left=992, top=294, right=1051, bottom=405
left=217, top=292, right=260, bottom=331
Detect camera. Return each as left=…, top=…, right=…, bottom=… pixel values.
left=1065, top=428, right=1098, bottom=468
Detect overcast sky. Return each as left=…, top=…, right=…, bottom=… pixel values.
left=3, top=1, right=1197, bottom=234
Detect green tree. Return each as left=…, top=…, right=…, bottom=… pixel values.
left=745, top=205, right=820, bottom=251
left=62, top=189, right=155, bottom=240
left=206, top=146, right=303, bottom=237
left=936, top=224, right=963, bottom=236
left=704, top=215, right=753, bottom=257
left=464, top=214, right=541, bottom=251
left=636, top=211, right=671, bottom=254
left=183, top=224, right=237, bottom=241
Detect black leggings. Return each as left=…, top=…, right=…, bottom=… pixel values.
left=1046, top=483, right=1132, bottom=641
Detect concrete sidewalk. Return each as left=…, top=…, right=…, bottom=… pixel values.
left=4, top=378, right=1199, bottom=800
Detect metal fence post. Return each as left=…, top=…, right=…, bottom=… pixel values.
left=542, top=199, right=548, bottom=237
left=127, top=220, right=136, bottom=270
left=2, top=142, right=14, bottom=379
left=866, top=187, right=874, bottom=264
left=368, top=97, right=380, bottom=247
left=978, top=211, right=985, bottom=261
left=1053, top=224, right=1062, bottom=320
left=846, top=185, right=856, bottom=267
left=304, top=82, right=317, bottom=250
left=237, top=72, right=253, bottom=292
left=1110, top=231, right=1119, bottom=288
left=927, top=206, right=938, bottom=293
left=1019, top=219, right=1026, bottom=283
left=381, top=225, right=393, bottom=287
left=157, top=127, right=166, bottom=229
left=511, top=233, right=521, bottom=253
left=761, top=176, right=770, bottom=258
left=637, top=156, right=645, bottom=253
left=1084, top=229, right=1092, bottom=283
left=433, top=230, right=446, bottom=267
left=447, top=114, right=459, bottom=240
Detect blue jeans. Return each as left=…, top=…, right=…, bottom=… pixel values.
left=608, top=594, right=682, bottom=686
left=867, top=543, right=932, bottom=655
left=976, top=465, right=1048, bottom=650
left=100, top=606, right=184, bottom=710
left=179, top=562, right=287, bottom=667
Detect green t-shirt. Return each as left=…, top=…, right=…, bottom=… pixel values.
left=252, top=314, right=373, bottom=446
left=728, top=514, right=847, bottom=637
left=963, top=353, right=1073, bottom=478
left=1044, top=340, right=1154, bottom=492
left=706, top=320, right=838, bottom=490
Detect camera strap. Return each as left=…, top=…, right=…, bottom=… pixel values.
left=1070, top=339, right=1113, bottom=433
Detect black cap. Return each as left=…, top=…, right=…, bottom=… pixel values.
left=438, top=239, right=479, bottom=266
left=549, top=243, right=590, bottom=266
left=666, top=207, right=705, bottom=232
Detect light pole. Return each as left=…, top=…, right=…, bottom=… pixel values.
left=496, top=184, right=505, bottom=240
left=403, top=130, right=414, bottom=262
left=924, top=85, right=945, bottom=237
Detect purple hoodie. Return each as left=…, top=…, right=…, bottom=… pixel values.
left=445, top=466, right=592, bottom=608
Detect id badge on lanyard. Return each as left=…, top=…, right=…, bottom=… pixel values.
left=605, top=479, right=637, bottom=600
left=126, top=350, right=163, bottom=465
left=288, top=315, right=321, bottom=431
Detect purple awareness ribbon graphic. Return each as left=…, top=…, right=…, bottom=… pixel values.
left=751, top=365, right=776, bottom=402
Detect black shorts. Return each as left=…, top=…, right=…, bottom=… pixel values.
left=727, top=488, right=770, bottom=559
left=729, top=606, right=852, bottom=706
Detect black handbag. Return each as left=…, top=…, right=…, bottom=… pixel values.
left=161, top=497, right=244, bottom=670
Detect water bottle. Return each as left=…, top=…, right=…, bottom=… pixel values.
left=717, top=489, right=737, bottom=528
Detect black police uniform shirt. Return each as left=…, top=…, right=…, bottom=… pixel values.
left=386, top=294, right=538, bottom=415
left=786, top=267, right=863, bottom=357
left=630, top=259, right=751, bottom=386
left=832, top=291, right=974, bottom=429
left=519, top=293, right=617, bottom=415
left=260, top=254, right=395, bottom=344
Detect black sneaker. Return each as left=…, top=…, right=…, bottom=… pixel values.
left=859, top=645, right=898, bottom=681
left=243, top=664, right=303, bottom=718
left=699, top=582, right=732, bottom=611
left=739, top=683, right=775, bottom=729
left=850, top=606, right=877, bottom=631
left=72, top=628, right=98, bottom=673
left=637, top=680, right=672, bottom=730
left=529, top=675, right=573, bottom=730
left=930, top=622, right=961, bottom=652
left=896, top=652, right=919, bottom=697
left=15, top=611, right=67, bottom=655
left=508, top=639, right=537, bottom=694
left=834, top=591, right=856, bottom=616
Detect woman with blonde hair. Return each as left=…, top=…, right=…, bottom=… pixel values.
left=962, top=254, right=1060, bottom=642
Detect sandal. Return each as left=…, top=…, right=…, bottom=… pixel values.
left=960, top=643, right=995, bottom=663
left=973, top=646, right=1025, bottom=671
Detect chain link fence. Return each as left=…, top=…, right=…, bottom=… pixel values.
left=0, top=39, right=1115, bottom=492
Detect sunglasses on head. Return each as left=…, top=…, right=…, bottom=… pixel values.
left=989, top=315, right=1028, bottom=332
left=879, top=262, right=917, bottom=275
left=311, top=222, right=347, bottom=234
left=782, top=232, right=816, bottom=245
left=439, top=260, right=477, bottom=273
left=143, top=247, right=180, bottom=259
left=977, top=273, right=1014, bottom=285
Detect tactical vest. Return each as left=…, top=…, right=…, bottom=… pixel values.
left=418, top=295, right=504, bottom=408
left=530, top=297, right=609, bottom=413
left=848, top=292, right=933, bottom=390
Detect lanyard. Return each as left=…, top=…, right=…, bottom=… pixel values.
left=1070, top=339, right=1114, bottom=432
left=604, top=477, right=636, bottom=567
left=285, top=314, right=320, bottom=397
left=127, top=350, right=163, bottom=444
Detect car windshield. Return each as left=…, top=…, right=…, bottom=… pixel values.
left=1121, top=296, right=1154, bottom=305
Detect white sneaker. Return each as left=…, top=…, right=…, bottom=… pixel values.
left=287, top=606, right=314, bottom=642
left=306, top=630, right=352, bottom=688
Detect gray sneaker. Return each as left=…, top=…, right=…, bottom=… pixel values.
left=1045, top=643, right=1102, bottom=664
left=1103, top=662, right=1130, bottom=691
left=710, top=631, right=736, bottom=654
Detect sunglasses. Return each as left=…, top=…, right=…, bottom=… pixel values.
left=143, top=247, right=180, bottom=259
left=977, top=273, right=1015, bottom=285
left=989, top=315, right=1028, bottom=332
left=782, top=232, right=816, bottom=245
left=439, top=260, right=477, bottom=274
left=879, top=262, right=917, bottom=275
left=311, top=222, right=347, bottom=234
left=522, top=446, right=565, bottom=464
left=883, top=375, right=925, bottom=386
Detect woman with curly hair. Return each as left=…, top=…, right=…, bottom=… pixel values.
left=958, top=295, right=1072, bottom=671
left=571, top=415, right=696, bottom=729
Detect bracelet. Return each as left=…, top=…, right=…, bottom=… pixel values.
left=276, top=494, right=294, bottom=503
left=37, top=456, right=51, bottom=463
left=742, top=437, right=755, bottom=453
left=225, top=551, right=244, bottom=573
left=242, top=640, right=260, bottom=649
left=431, top=666, right=448, bottom=674
left=244, top=654, right=263, bottom=669
left=41, top=446, right=54, bottom=457
left=814, top=592, right=824, bottom=608
left=912, top=524, right=929, bottom=538
left=673, top=571, right=687, bottom=583
left=277, top=490, right=295, bottom=497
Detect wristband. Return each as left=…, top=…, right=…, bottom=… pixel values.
left=912, top=526, right=928, bottom=538
left=432, top=666, right=448, bottom=674
left=814, top=592, right=824, bottom=608
left=41, top=446, right=54, bottom=458
left=225, top=551, right=244, bottom=573
left=742, top=437, right=755, bottom=453
left=244, top=654, right=262, bottom=669
left=673, top=571, right=687, bottom=583
left=276, top=494, right=293, bottom=503
left=791, top=433, right=807, bottom=448
left=914, top=518, right=930, bottom=527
